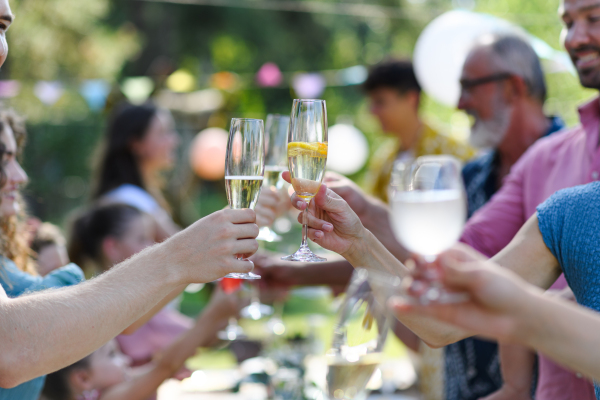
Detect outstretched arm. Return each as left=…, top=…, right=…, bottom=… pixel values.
left=393, top=245, right=600, bottom=382
left=0, top=209, right=258, bottom=388
left=100, top=289, right=237, bottom=400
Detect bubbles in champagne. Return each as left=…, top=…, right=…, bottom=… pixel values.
left=225, top=176, right=264, bottom=209
left=288, top=141, right=327, bottom=199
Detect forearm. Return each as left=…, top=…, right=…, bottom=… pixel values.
left=515, top=291, right=600, bottom=381
left=497, top=343, right=535, bottom=395
left=292, top=260, right=354, bottom=286
left=101, top=305, right=225, bottom=400
left=0, top=244, right=181, bottom=387
left=360, top=201, right=410, bottom=262
left=344, top=230, right=471, bottom=347
left=122, top=284, right=188, bottom=335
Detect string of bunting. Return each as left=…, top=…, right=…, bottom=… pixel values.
left=0, top=63, right=368, bottom=111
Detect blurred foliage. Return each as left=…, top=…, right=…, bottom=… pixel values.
left=3, top=0, right=595, bottom=225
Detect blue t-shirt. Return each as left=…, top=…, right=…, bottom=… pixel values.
left=0, top=257, right=84, bottom=400
left=537, top=181, right=600, bottom=399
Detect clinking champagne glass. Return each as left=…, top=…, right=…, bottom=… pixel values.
left=282, top=99, right=328, bottom=262
left=217, top=278, right=246, bottom=341
left=257, top=114, right=290, bottom=243
left=326, top=269, right=391, bottom=400
left=224, top=118, right=265, bottom=280
left=388, top=155, right=468, bottom=304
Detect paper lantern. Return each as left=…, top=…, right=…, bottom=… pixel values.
left=189, top=127, right=229, bottom=180
left=327, top=124, right=369, bottom=175
left=34, top=81, right=64, bottom=105
left=292, top=73, right=326, bottom=98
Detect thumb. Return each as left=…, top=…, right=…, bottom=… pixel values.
left=313, top=184, right=348, bottom=213
left=281, top=171, right=291, bottom=184
left=439, top=254, right=484, bottom=292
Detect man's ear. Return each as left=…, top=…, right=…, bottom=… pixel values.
left=69, top=367, right=95, bottom=394
left=505, top=75, right=528, bottom=102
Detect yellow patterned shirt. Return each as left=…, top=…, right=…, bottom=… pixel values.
left=367, top=122, right=476, bottom=203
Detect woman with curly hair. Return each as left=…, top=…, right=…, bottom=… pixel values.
left=0, top=109, right=85, bottom=399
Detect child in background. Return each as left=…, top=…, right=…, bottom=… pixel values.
left=31, top=222, right=70, bottom=276
left=42, top=287, right=237, bottom=400
left=67, top=204, right=192, bottom=367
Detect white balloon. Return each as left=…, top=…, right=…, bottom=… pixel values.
left=327, top=124, right=369, bottom=175
left=414, top=10, right=520, bottom=107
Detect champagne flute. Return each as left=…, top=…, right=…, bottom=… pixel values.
left=326, top=269, right=392, bottom=400
left=257, top=114, right=289, bottom=242
left=282, top=99, right=328, bottom=262
left=388, top=155, right=468, bottom=304
left=224, top=118, right=265, bottom=280
left=217, top=278, right=246, bottom=341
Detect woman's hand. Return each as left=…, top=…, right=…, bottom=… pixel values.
left=391, top=244, right=537, bottom=342
left=283, top=171, right=366, bottom=257
left=255, top=189, right=283, bottom=227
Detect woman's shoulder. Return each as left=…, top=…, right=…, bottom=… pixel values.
left=101, top=184, right=160, bottom=213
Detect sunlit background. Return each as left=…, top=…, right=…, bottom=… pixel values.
left=6, top=0, right=594, bottom=226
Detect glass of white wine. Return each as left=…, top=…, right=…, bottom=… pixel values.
left=388, top=155, right=468, bottom=303
left=224, top=118, right=265, bottom=280
left=326, top=269, right=392, bottom=400
left=282, top=99, right=328, bottom=262
left=257, top=113, right=289, bottom=243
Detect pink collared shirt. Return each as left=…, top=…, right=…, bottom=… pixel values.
left=460, top=97, right=600, bottom=399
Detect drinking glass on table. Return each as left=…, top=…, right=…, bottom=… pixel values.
left=282, top=99, right=328, bottom=262
left=326, top=269, right=392, bottom=400
left=224, top=118, right=265, bottom=279
left=388, top=155, right=468, bottom=304
left=217, top=278, right=247, bottom=341
left=257, top=114, right=290, bottom=243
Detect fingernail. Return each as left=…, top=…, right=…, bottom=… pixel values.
left=323, top=223, right=333, bottom=231
left=315, top=231, right=324, bottom=238
left=296, top=200, right=303, bottom=208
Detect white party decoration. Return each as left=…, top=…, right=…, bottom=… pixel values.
left=327, top=123, right=369, bottom=175
left=413, top=10, right=572, bottom=107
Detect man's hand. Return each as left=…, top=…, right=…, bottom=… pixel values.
left=164, top=209, right=259, bottom=284
left=284, top=171, right=365, bottom=257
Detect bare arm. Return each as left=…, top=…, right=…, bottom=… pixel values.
left=100, top=292, right=234, bottom=400
left=0, top=209, right=258, bottom=388
left=394, top=247, right=600, bottom=382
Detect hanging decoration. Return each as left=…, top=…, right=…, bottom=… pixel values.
left=34, top=81, right=64, bottom=106
left=292, top=73, right=326, bottom=98
left=189, top=127, right=229, bottom=180
left=80, top=80, right=110, bottom=111
left=256, top=62, right=283, bottom=87
left=166, top=69, right=196, bottom=93
left=121, top=77, right=154, bottom=105
left=0, top=80, right=20, bottom=98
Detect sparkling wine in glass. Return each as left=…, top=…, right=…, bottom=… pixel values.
left=389, top=155, right=468, bottom=303
left=217, top=278, right=246, bottom=341
left=257, top=114, right=289, bottom=243
left=282, top=99, right=328, bottom=262
left=326, top=269, right=391, bottom=400
left=224, top=118, right=265, bottom=279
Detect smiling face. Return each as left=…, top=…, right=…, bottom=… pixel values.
left=0, top=122, right=27, bottom=217
left=458, top=47, right=514, bottom=148
left=562, top=0, right=600, bottom=89
left=0, top=0, right=12, bottom=69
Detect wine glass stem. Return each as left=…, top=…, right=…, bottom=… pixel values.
left=300, top=206, right=309, bottom=249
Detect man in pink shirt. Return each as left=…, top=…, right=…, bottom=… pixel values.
left=459, top=0, right=600, bottom=397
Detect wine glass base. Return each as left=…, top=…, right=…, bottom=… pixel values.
left=257, top=227, right=282, bottom=242
left=240, top=303, right=274, bottom=320
left=224, top=272, right=261, bottom=280
left=412, top=288, right=469, bottom=305
left=281, top=247, right=326, bottom=262
left=217, top=326, right=247, bottom=341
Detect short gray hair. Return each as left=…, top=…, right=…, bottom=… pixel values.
left=475, top=33, right=547, bottom=104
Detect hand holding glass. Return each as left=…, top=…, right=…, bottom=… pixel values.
left=224, top=118, right=264, bottom=279
left=388, top=155, right=468, bottom=304
left=282, top=99, right=328, bottom=262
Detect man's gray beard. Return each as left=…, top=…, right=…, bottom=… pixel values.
left=468, top=105, right=513, bottom=149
